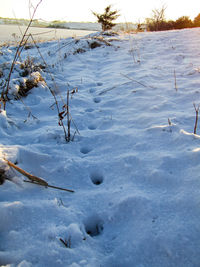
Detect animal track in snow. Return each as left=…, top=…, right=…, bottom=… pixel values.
left=80, top=146, right=92, bottom=155
left=97, top=82, right=103, bottom=86
left=84, top=214, right=104, bottom=237
left=89, top=88, right=95, bottom=94
left=88, top=124, right=97, bottom=130
left=85, top=108, right=94, bottom=113
left=90, top=171, right=104, bottom=185
left=93, top=97, right=101, bottom=103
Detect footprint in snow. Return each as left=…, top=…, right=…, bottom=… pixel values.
left=88, top=124, right=97, bottom=130
left=97, top=82, right=103, bottom=86
left=84, top=214, right=104, bottom=237
left=80, top=146, right=92, bottom=155
left=90, top=171, right=104, bottom=185
left=85, top=108, right=94, bottom=113
left=93, top=97, right=101, bottom=103
left=89, top=88, right=95, bottom=94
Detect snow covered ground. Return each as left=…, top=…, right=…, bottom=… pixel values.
left=0, top=27, right=200, bottom=267
left=0, top=24, right=97, bottom=45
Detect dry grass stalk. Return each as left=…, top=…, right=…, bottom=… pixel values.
left=67, top=89, right=71, bottom=142
left=121, top=73, right=155, bottom=89
left=4, top=158, right=75, bottom=192
left=193, top=103, right=200, bottom=134
left=4, top=158, right=48, bottom=186
left=60, top=237, right=71, bottom=248
left=29, top=34, right=76, bottom=142
left=24, top=180, right=75, bottom=193
left=174, top=69, right=178, bottom=91
left=99, top=81, right=131, bottom=95
left=0, top=0, right=43, bottom=110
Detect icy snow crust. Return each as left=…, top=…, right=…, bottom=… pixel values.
left=0, top=28, right=200, bottom=266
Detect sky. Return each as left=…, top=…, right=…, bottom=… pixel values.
left=0, top=0, right=199, bottom=23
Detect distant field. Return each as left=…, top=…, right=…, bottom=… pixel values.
left=0, top=24, right=97, bottom=44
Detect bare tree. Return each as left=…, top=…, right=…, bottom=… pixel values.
left=146, top=5, right=167, bottom=31
left=153, top=5, right=166, bottom=22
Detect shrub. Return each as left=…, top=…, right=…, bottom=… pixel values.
left=145, top=5, right=198, bottom=31
left=92, top=5, right=120, bottom=31
left=174, top=16, right=193, bottom=29
left=146, top=19, right=175, bottom=31
left=193, top=13, right=200, bottom=27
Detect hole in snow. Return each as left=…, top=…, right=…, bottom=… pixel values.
left=93, top=97, right=101, bottom=103
left=84, top=215, right=104, bottom=237
left=90, top=172, right=104, bottom=185
left=85, top=108, right=94, bottom=113
left=80, top=147, right=92, bottom=154
left=88, top=124, right=97, bottom=130
left=97, top=82, right=103, bottom=86
left=89, top=88, right=95, bottom=93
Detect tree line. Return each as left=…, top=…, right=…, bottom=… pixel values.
left=146, top=6, right=200, bottom=31
left=93, top=5, right=200, bottom=32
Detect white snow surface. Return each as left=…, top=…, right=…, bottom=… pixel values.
left=0, top=28, right=200, bottom=267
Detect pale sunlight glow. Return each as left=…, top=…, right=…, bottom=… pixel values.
left=0, top=0, right=199, bottom=22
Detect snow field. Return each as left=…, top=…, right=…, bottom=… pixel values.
left=0, top=28, right=200, bottom=266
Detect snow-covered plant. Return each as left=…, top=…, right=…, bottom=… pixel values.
left=0, top=0, right=43, bottom=110
left=58, top=88, right=78, bottom=142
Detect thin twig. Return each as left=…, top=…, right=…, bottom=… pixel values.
left=30, top=34, right=80, bottom=141
left=174, top=69, right=178, bottom=91
left=120, top=73, right=155, bottom=89
left=29, top=34, right=69, bottom=140
left=16, top=95, right=38, bottom=122
left=67, top=90, right=71, bottom=142
left=70, top=115, right=80, bottom=135
left=24, top=180, right=75, bottom=193
left=121, top=73, right=155, bottom=89
left=16, top=34, right=31, bottom=62
left=59, top=237, right=71, bottom=248
left=193, top=103, right=199, bottom=134
left=98, top=81, right=132, bottom=95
